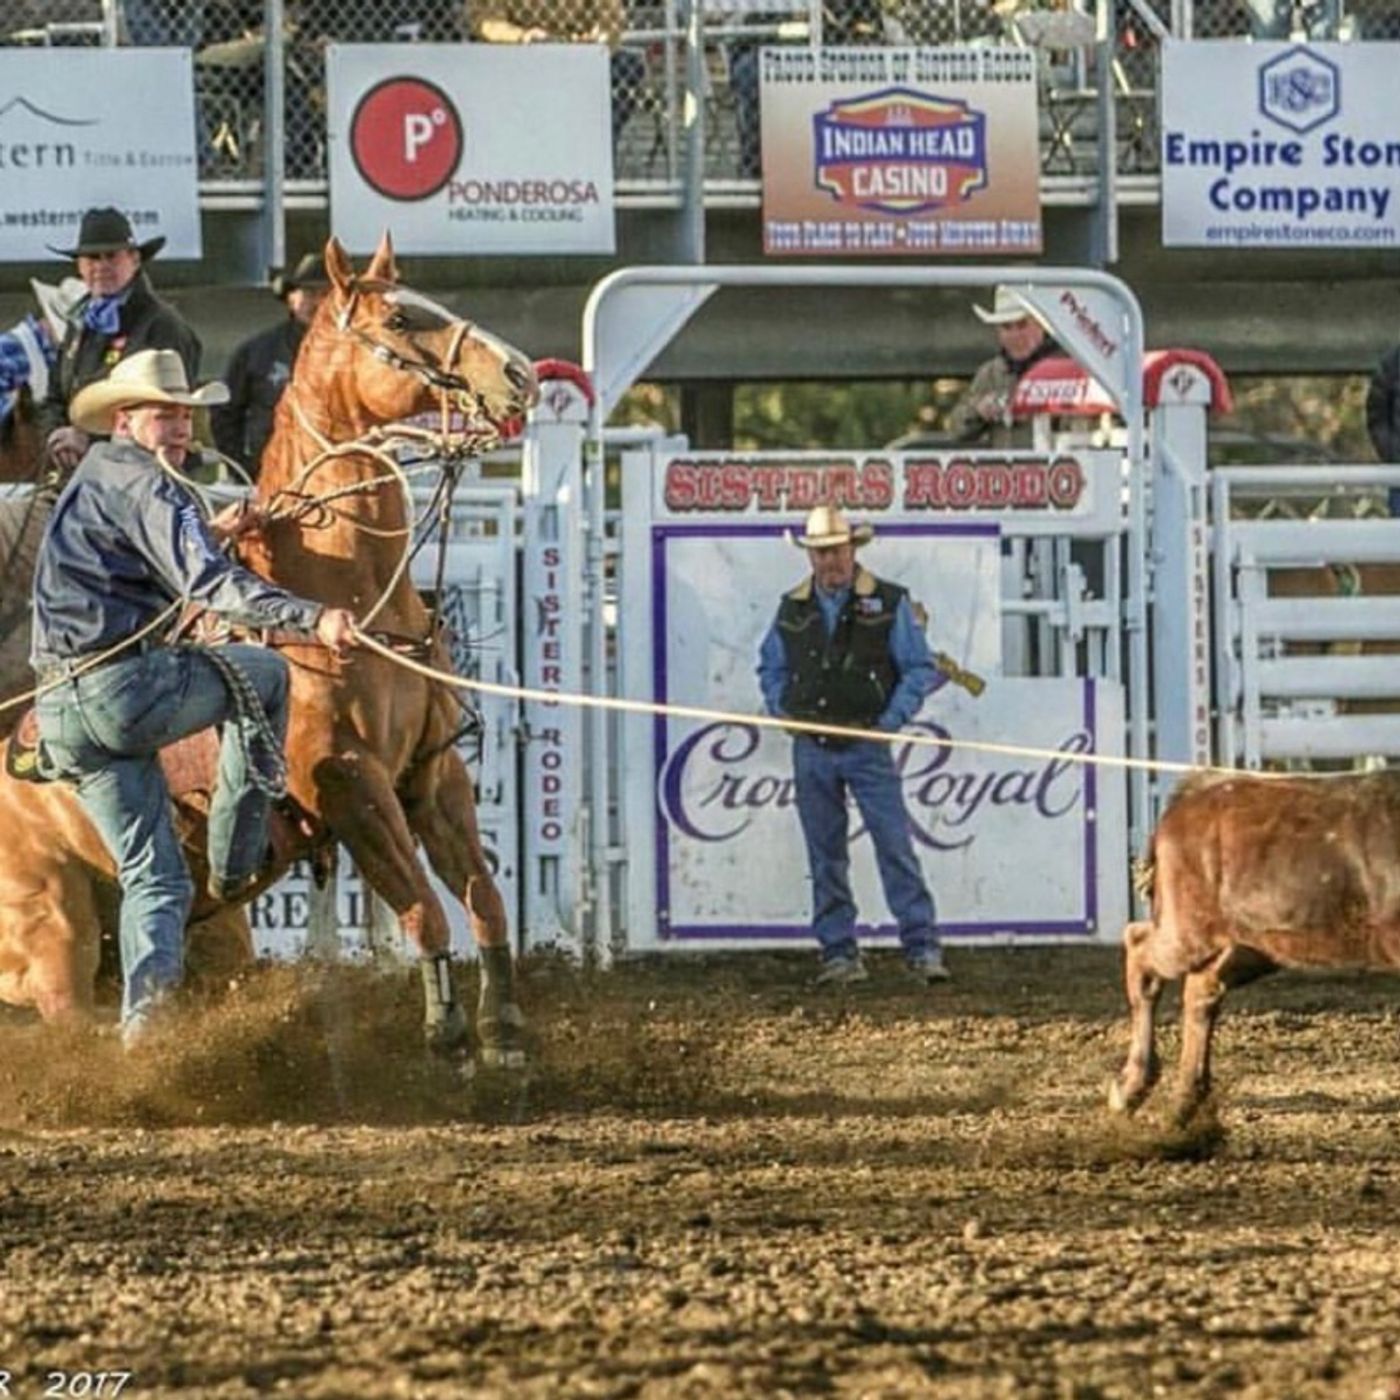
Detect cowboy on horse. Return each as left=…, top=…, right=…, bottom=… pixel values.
left=29, top=348, right=357, bottom=1046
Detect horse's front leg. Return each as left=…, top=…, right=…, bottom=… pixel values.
left=404, top=748, right=526, bottom=1069
left=311, top=747, right=470, bottom=1059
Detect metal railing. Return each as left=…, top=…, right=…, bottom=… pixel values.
left=2, top=1, right=1393, bottom=195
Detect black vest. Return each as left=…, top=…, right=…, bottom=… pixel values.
left=778, top=570, right=904, bottom=728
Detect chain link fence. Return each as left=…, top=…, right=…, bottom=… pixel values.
left=2, top=1, right=1397, bottom=186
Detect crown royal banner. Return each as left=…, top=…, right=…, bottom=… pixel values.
left=760, top=47, right=1042, bottom=257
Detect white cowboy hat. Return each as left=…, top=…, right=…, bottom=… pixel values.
left=69, top=348, right=229, bottom=434
left=973, top=285, right=1037, bottom=326
left=788, top=505, right=874, bottom=550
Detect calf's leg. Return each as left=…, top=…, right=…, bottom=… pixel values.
left=1171, top=943, right=1277, bottom=1121
left=1108, top=920, right=1162, bottom=1113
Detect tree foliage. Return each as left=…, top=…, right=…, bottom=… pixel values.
left=615, top=373, right=1376, bottom=460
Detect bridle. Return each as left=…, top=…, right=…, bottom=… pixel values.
left=334, top=279, right=477, bottom=393
left=270, top=274, right=533, bottom=648
left=328, top=277, right=534, bottom=445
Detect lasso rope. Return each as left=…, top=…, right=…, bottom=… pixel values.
left=346, top=625, right=1284, bottom=782
left=199, top=645, right=288, bottom=798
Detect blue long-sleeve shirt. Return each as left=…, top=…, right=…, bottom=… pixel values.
left=757, top=579, right=946, bottom=732
left=32, top=437, right=323, bottom=666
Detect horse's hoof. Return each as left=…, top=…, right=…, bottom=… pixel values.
left=424, top=1001, right=471, bottom=1058
left=477, top=1002, right=528, bottom=1070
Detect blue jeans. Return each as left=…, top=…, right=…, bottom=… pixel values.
left=792, top=736, right=937, bottom=962
left=36, top=645, right=291, bottom=1033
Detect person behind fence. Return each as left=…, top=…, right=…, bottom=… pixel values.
left=756, top=505, right=950, bottom=987
left=947, top=286, right=1060, bottom=448
left=470, top=0, right=644, bottom=148
left=38, top=207, right=202, bottom=483
left=210, top=253, right=330, bottom=480
left=30, top=349, right=357, bottom=1046
left=728, top=0, right=884, bottom=179
left=1365, top=338, right=1400, bottom=515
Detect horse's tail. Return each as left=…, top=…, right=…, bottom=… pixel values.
left=1130, top=854, right=1154, bottom=903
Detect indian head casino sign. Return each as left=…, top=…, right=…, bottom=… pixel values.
left=812, top=88, right=987, bottom=212
left=327, top=43, right=615, bottom=255
left=760, top=47, right=1040, bottom=256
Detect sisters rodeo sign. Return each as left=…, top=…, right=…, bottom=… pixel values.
left=618, top=451, right=1129, bottom=948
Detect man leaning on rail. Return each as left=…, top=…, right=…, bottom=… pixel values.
left=29, top=349, right=357, bottom=1047
left=756, top=505, right=951, bottom=987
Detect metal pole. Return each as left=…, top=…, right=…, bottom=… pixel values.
left=679, top=0, right=706, bottom=263
left=1092, top=36, right=1118, bottom=267
left=262, top=0, right=287, bottom=278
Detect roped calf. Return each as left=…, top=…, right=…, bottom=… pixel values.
left=1109, top=771, right=1400, bottom=1120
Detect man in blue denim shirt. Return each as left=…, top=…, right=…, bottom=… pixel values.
left=757, top=506, right=950, bottom=986
left=31, top=349, right=356, bottom=1045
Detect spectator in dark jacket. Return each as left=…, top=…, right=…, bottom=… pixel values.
left=211, top=253, right=329, bottom=479
left=1367, top=345, right=1400, bottom=463
left=1366, top=344, right=1400, bottom=515
left=40, top=207, right=202, bottom=480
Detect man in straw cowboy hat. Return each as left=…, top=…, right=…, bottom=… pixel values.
left=39, top=207, right=202, bottom=480
left=212, top=252, right=331, bottom=479
left=947, top=285, right=1059, bottom=449
left=757, top=505, right=950, bottom=986
left=30, top=348, right=357, bottom=1045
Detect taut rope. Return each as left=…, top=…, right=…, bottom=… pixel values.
left=346, top=625, right=1286, bottom=782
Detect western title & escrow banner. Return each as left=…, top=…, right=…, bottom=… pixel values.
left=0, top=50, right=200, bottom=262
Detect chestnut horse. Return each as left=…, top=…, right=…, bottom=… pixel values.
left=0, top=386, right=46, bottom=742
left=0, top=235, right=539, bottom=1063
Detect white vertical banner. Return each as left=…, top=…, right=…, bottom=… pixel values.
left=0, top=50, right=201, bottom=262
left=1161, top=40, right=1400, bottom=248
left=520, top=372, right=591, bottom=951
left=326, top=44, right=615, bottom=255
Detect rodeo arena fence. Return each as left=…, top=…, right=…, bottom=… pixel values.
left=4, top=0, right=1400, bottom=195
left=11, top=264, right=1399, bottom=967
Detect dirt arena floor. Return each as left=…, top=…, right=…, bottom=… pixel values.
left=1, top=946, right=1398, bottom=1399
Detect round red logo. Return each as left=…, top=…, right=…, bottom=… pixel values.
left=350, top=77, right=462, bottom=201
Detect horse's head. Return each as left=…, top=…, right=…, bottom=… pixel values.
left=318, top=233, right=539, bottom=436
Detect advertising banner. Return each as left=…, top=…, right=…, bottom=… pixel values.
left=0, top=49, right=200, bottom=262
left=1162, top=40, right=1400, bottom=248
left=759, top=46, right=1041, bottom=256
left=656, top=449, right=1124, bottom=538
left=625, top=519, right=1125, bottom=944
left=327, top=44, right=615, bottom=256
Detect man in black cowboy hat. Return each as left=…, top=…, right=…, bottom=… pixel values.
left=39, top=207, right=202, bottom=479
left=210, top=252, right=329, bottom=479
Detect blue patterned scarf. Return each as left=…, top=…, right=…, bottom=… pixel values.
left=81, top=294, right=124, bottom=336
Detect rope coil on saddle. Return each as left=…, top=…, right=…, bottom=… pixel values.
left=198, top=645, right=288, bottom=799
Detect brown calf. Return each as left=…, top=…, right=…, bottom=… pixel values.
left=1109, top=771, right=1400, bottom=1119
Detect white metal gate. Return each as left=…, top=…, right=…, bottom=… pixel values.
left=1210, top=465, right=1400, bottom=768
